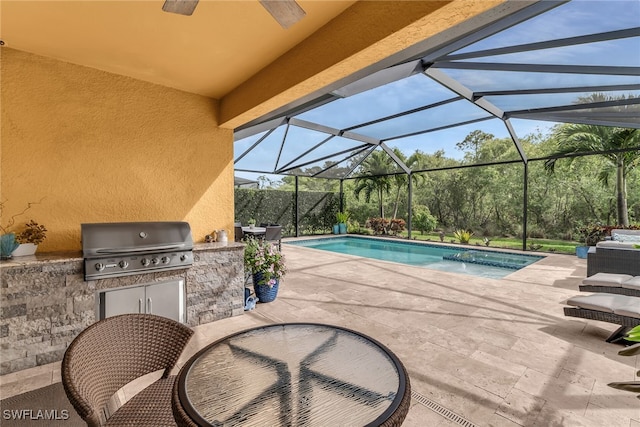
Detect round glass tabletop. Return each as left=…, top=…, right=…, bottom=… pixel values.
left=178, top=323, right=409, bottom=426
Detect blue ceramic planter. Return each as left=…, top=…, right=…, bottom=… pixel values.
left=575, top=246, right=589, bottom=259
left=0, top=233, right=19, bottom=259
left=253, top=272, right=279, bottom=303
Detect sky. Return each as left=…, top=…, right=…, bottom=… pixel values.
left=234, top=0, right=640, bottom=186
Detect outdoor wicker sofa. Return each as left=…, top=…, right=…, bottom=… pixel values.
left=563, top=293, right=640, bottom=342
left=579, top=273, right=640, bottom=297
left=587, top=248, right=640, bottom=276
left=586, top=229, right=640, bottom=277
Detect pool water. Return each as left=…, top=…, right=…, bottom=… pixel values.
left=286, top=236, right=544, bottom=279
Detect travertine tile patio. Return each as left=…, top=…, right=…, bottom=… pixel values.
left=2, top=240, right=639, bottom=426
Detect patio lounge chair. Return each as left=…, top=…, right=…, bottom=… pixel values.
left=563, top=293, right=640, bottom=342
left=579, top=273, right=640, bottom=297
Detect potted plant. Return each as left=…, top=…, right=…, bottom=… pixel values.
left=244, top=236, right=286, bottom=303
left=0, top=199, right=44, bottom=259
left=247, top=218, right=256, bottom=229
left=575, top=224, right=606, bottom=258
left=336, top=212, right=350, bottom=234
left=13, top=220, right=47, bottom=256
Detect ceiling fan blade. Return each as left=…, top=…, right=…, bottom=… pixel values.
left=162, top=0, right=199, bottom=16
left=259, top=0, right=306, bottom=29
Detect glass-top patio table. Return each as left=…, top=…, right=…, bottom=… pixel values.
left=241, top=226, right=266, bottom=237
left=174, top=323, right=411, bottom=426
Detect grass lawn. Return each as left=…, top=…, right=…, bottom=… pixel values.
left=396, top=231, right=580, bottom=255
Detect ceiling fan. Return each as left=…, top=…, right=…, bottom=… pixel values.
left=162, top=0, right=306, bottom=29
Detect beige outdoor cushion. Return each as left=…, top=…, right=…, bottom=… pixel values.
left=565, top=293, right=632, bottom=313
left=614, top=300, right=640, bottom=319
left=622, top=276, right=640, bottom=291
left=566, top=293, right=640, bottom=319
left=596, top=241, right=639, bottom=250
left=582, top=273, right=633, bottom=287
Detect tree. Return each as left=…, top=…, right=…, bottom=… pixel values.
left=412, top=205, right=437, bottom=234
left=353, top=150, right=393, bottom=218
left=389, top=148, right=426, bottom=219
left=545, top=124, right=639, bottom=227
left=456, top=130, right=495, bottom=163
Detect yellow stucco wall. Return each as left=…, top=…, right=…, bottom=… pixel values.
left=1, top=48, right=234, bottom=252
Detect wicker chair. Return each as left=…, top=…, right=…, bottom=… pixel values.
left=234, top=223, right=244, bottom=242
left=264, top=225, right=282, bottom=250
left=62, top=313, right=194, bottom=426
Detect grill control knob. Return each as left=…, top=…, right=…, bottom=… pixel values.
left=119, top=260, right=129, bottom=269
left=141, top=258, right=150, bottom=267
left=161, top=256, right=170, bottom=264
left=95, top=262, right=105, bottom=272
left=152, top=257, right=160, bottom=265
left=180, top=254, right=188, bottom=262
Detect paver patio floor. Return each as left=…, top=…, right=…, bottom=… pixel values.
left=2, top=240, right=639, bottom=426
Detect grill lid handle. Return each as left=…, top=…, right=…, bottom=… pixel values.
left=96, top=244, right=186, bottom=254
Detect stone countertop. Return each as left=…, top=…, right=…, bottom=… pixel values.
left=0, top=241, right=244, bottom=268
left=0, top=250, right=82, bottom=267
left=194, top=241, right=245, bottom=252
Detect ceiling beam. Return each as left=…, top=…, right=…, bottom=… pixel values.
left=431, top=62, right=640, bottom=76
left=444, top=27, right=640, bottom=61
left=379, top=143, right=411, bottom=175
left=475, top=84, right=640, bottom=97
left=420, top=1, right=566, bottom=62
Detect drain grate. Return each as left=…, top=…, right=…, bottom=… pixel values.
left=411, top=391, right=480, bottom=427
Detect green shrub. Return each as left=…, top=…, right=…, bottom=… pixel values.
left=412, top=206, right=437, bottom=234
left=453, top=228, right=473, bottom=244
left=367, top=218, right=389, bottom=235
left=389, top=219, right=406, bottom=235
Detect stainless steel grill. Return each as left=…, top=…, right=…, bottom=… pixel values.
left=81, top=221, right=194, bottom=280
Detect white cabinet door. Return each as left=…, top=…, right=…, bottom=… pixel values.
left=103, top=286, right=145, bottom=318
left=100, top=279, right=185, bottom=323
left=145, top=280, right=185, bottom=323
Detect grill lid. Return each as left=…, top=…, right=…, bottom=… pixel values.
left=81, top=221, right=193, bottom=257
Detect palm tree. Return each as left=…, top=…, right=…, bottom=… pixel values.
left=545, top=124, right=639, bottom=226
left=353, top=150, right=393, bottom=218
left=390, top=148, right=426, bottom=219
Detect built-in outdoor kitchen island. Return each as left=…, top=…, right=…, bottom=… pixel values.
left=0, top=240, right=244, bottom=375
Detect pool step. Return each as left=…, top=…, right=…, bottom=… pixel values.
left=442, top=250, right=525, bottom=270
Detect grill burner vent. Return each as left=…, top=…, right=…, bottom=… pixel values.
left=82, top=222, right=194, bottom=280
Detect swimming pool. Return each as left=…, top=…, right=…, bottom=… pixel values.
left=286, top=236, right=544, bottom=279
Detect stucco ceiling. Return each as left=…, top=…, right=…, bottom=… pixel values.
left=0, top=0, right=355, bottom=99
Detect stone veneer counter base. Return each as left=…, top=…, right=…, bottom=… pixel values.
left=0, top=242, right=244, bottom=375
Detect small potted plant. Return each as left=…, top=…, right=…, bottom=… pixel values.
left=13, top=220, right=47, bottom=256
left=244, top=236, right=286, bottom=303
left=336, top=212, right=350, bottom=234
left=247, top=218, right=256, bottom=229
left=575, top=224, right=606, bottom=258
left=0, top=199, right=44, bottom=259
